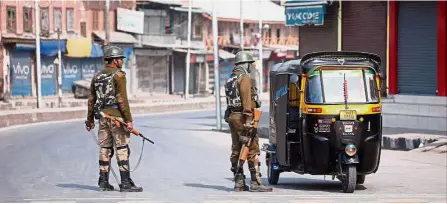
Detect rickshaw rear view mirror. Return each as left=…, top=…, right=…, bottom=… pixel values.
left=290, top=74, right=299, bottom=84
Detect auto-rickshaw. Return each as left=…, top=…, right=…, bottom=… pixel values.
left=262, top=51, right=383, bottom=193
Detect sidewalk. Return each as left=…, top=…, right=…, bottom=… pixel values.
left=0, top=94, right=270, bottom=129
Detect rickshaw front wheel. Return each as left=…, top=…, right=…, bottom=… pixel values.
left=342, top=165, right=357, bottom=193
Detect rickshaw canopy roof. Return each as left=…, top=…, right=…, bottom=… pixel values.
left=270, top=59, right=302, bottom=76
left=300, top=51, right=382, bottom=73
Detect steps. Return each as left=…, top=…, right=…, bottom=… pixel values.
left=382, top=95, right=447, bottom=132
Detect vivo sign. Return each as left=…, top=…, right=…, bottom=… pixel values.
left=12, top=63, right=30, bottom=76
left=285, top=5, right=325, bottom=26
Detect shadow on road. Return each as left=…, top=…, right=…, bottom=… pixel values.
left=56, top=183, right=100, bottom=192
left=183, top=183, right=234, bottom=192
left=224, top=177, right=367, bottom=193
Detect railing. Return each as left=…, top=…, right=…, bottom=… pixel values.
left=204, top=35, right=299, bottom=50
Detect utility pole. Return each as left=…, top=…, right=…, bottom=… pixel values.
left=258, top=0, right=263, bottom=96
left=240, top=0, right=244, bottom=50
left=35, top=0, right=42, bottom=108
left=185, top=0, right=192, bottom=99
left=212, top=0, right=221, bottom=130
left=57, top=28, right=62, bottom=107
left=105, top=0, right=110, bottom=45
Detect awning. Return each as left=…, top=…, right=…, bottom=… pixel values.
left=219, top=49, right=235, bottom=59
left=284, top=0, right=327, bottom=7
left=93, top=31, right=138, bottom=44
left=90, top=43, right=104, bottom=58
left=14, top=43, right=36, bottom=51
left=65, top=38, right=92, bottom=58
left=170, top=6, right=206, bottom=13
left=285, top=0, right=327, bottom=26
left=40, top=40, right=66, bottom=56
left=173, top=48, right=213, bottom=55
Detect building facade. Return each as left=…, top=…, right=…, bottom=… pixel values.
left=0, top=0, right=139, bottom=99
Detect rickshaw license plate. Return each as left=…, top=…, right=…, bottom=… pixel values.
left=340, top=110, right=357, bottom=121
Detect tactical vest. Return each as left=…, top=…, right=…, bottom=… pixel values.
left=225, top=73, right=244, bottom=109
left=225, top=73, right=261, bottom=109
left=93, top=71, right=119, bottom=118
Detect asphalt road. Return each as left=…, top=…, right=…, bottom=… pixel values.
left=0, top=107, right=445, bottom=202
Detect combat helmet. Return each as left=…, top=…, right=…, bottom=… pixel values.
left=234, top=51, right=255, bottom=65
left=104, top=45, right=126, bottom=59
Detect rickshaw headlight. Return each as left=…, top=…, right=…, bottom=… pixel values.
left=345, top=144, right=357, bottom=156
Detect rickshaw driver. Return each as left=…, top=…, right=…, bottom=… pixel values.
left=225, top=51, right=273, bottom=192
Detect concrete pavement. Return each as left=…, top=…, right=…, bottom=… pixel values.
left=0, top=108, right=445, bottom=202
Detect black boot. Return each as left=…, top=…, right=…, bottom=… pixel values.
left=231, top=163, right=249, bottom=191
left=119, top=171, right=143, bottom=192
left=248, top=162, right=272, bottom=192
left=98, top=171, right=114, bottom=191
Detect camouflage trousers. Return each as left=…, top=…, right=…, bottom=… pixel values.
left=228, top=113, right=260, bottom=173
left=97, top=117, right=131, bottom=173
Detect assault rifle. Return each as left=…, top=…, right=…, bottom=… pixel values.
left=236, top=108, right=262, bottom=172
left=100, top=112, right=155, bottom=144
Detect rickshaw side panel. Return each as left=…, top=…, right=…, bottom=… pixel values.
left=272, top=74, right=290, bottom=166
left=268, top=72, right=277, bottom=145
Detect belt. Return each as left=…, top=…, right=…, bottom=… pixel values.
left=103, top=105, right=119, bottom=109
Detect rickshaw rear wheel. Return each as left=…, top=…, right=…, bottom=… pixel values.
left=356, top=175, right=366, bottom=184
left=267, top=155, right=280, bottom=185
left=342, top=165, right=357, bottom=193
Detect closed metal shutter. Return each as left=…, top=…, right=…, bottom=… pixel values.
left=298, top=4, right=338, bottom=57
left=136, top=54, right=169, bottom=94
left=397, top=2, right=438, bottom=95
left=342, top=1, right=387, bottom=95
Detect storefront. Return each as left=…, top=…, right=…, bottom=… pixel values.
left=388, top=1, right=446, bottom=96
left=135, top=48, right=171, bottom=94
left=285, top=0, right=337, bottom=56
left=341, top=1, right=387, bottom=96
left=9, top=46, right=34, bottom=96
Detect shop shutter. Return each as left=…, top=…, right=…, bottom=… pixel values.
left=397, top=2, right=438, bottom=95
left=342, top=1, right=387, bottom=95
left=298, top=4, right=338, bottom=57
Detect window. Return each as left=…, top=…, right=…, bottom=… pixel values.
left=81, top=22, right=87, bottom=37
left=53, top=8, right=62, bottom=31
left=92, top=10, right=100, bottom=30
left=40, top=7, right=49, bottom=33
left=276, top=28, right=280, bottom=38
left=305, top=68, right=380, bottom=104
left=6, top=6, right=16, bottom=33
left=23, top=7, right=32, bottom=33
left=66, top=8, right=74, bottom=31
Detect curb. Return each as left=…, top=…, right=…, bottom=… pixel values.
left=0, top=99, right=269, bottom=130
left=256, top=127, right=444, bottom=151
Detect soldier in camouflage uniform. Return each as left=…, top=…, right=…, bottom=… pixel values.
left=224, top=51, right=272, bottom=192
left=85, top=46, right=143, bottom=192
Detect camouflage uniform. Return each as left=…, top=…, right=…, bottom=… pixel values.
left=225, top=51, right=272, bottom=192
left=87, top=45, right=142, bottom=192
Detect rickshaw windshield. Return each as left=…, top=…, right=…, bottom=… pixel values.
left=305, top=68, right=379, bottom=104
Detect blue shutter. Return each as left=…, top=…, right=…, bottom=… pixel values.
left=397, top=2, right=438, bottom=95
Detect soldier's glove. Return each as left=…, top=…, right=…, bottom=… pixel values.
left=85, top=120, right=95, bottom=131
left=239, top=135, right=250, bottom=144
